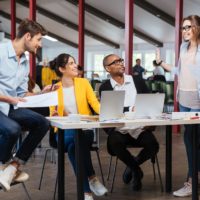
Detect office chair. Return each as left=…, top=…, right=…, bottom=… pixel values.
left=38, top=128, right=105, bottom=193
left=107, top=152, right=163, bottom=193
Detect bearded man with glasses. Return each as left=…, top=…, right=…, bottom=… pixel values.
left=99, top=54, right=159, bottom=191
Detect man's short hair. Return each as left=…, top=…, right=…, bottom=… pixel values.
left=136, top=58, right=140, bottom=62
left=103, top=54, right=116, bottom=68
left=16, top=18, right=47, bottom=39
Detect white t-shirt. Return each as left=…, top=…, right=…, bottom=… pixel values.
left=153, top=66, right=165, bottom=76
left=63, top=86, right=78, bottom=114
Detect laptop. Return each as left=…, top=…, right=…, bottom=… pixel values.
left=134, top=93, right=165, bottom=119
left=99, top=91, right=125, bottom=121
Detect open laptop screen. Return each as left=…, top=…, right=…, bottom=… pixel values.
left=134, top=93, right=165, bottom=118
left=99, top=91, right=125, bottom=121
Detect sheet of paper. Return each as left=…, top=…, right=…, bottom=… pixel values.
left=17, top=91, right=58, bottom=108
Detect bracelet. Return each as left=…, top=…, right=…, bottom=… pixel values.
left=157, top=60, right=163, bottom=65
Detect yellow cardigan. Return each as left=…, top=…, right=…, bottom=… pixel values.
left=50, top=78, right=100, bottom=116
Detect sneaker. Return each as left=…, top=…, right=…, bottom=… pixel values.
left=132, top=167, right=143, bottom=191
left=14, top=170, right=29, bottom=183
left=0, top=164, right=17, bottom=191
left=122, top=167, right=132, bottom=184
left=89, top=177, right=108, bottom=196
left=0, top=165, right=29, bottom=183
left=84, top=193, right=94, bottom=200
left=173, top=182, right=192, bottom=197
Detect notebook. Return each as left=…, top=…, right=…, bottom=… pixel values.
left=99, top=90, right=125, bottom=121
left=134, top=93, right=165, bottom=119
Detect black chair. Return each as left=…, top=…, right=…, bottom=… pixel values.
left=38, top=128, right=105, bottom=197
left=107, top=152, right=163, bottom=193
left=164, top=82, right=174, bottom=113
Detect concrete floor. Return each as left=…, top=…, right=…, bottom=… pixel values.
left=0, top=126, right=194, bottom=200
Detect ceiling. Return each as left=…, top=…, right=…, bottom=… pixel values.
left=0, top=0, right=200, bottom=49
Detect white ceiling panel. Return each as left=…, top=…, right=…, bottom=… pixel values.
left=0, top=0, right=199, bottom=48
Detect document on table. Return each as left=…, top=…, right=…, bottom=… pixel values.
left=17, top=91, right=58, bottom=108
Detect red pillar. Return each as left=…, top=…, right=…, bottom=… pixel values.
left=10, top=0, right=16, bottom=40
left=29, top=0, right=36, bottom=80
left=78, top=0, right=85, bottom=71
left=173, top=0, right=183, bottom=133
left=125, top=0, right=134, bottom=75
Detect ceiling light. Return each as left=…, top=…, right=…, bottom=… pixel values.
left=43, top=35, right=58, bottom=42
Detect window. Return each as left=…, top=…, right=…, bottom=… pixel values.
left=86, top=51, right=113, bottom=79
left=144, top=52, right=155, bottom=71
left=166, top=49, right=175, bottom=81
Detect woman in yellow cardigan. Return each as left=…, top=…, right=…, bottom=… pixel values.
left=51, top=53, right=107, bottom=200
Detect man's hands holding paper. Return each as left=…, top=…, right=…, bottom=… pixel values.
left=8, top=96, right=26, bottom=105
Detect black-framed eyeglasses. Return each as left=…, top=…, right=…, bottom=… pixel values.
left=180, top=25, right=193, bottom=32
left=107, top=58, right=124, bottom=66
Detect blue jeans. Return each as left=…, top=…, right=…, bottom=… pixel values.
left=0, top=107, right=49, bottom=163
left=0, top=110, right=21, bottom=162
left=179, top=104, right=200, bottom=177
left=56, top=129, right=95, bottom=193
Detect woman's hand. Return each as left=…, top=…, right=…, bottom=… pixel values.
left=41, top=84, right=60, bottom=93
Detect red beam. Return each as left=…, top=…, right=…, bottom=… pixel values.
left=10, top=0, right=16, bottom=40
left=78, top=0, right=85, bottom=71
left=173, top=0, right=183, bottom=133
left=29, top=0, right=36, bottom=80
left=125, top=0, right=134, bottom=75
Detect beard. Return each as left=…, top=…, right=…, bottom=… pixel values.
left=25, top=43, right=37, bottom=54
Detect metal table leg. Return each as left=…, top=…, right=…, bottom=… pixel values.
left=58, top=129, right=65, bottom=200
left=75, top=129, right=84, bottom=200
left=192, top=124, right=198, bottom=200
left=165, top=125, right=172, bottom=192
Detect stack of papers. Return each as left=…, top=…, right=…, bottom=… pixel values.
left=17, top=91, right=58, bottom=108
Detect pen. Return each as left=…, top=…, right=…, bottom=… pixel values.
left=50, top=83, right=54, bottom=91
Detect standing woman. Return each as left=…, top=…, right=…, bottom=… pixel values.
left=50, top=53, right=107, bottom=200
left=156, top=15, right=200, bottom=197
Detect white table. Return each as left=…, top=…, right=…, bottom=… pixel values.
left=48, top=117, right=200, bottom=200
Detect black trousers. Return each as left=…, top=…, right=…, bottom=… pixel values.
left=107, top=130, right=159, bottom=170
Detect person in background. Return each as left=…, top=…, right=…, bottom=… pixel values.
left=132, top=58, right=146, bottom=78
left=99, top=54, right=159, bottom=191
left=152, top=60, right=166, bottom=82
left=152, top=60, right=165, bottom=76
left=50, top=53, right=107, bottom=200
left=156, top=15, right=200, bottom=197
left=0, top=18, right=50, bottom=191
left=41, top=58, right=59, bottom=88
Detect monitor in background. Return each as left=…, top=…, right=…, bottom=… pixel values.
left=99, top=90, right=125, bottom=121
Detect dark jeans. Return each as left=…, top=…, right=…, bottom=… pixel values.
left=0, top=110, right=21, bottom=162
left=0, top=107, right=49, bottom=163
left=107, top=130, right=159, bottom=171
left=56, top=129, right=95, bottom=193
left=179, top=104, right=200, bottom=177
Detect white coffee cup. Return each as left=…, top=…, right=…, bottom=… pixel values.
left=124, top=111, right=136, bottom=120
